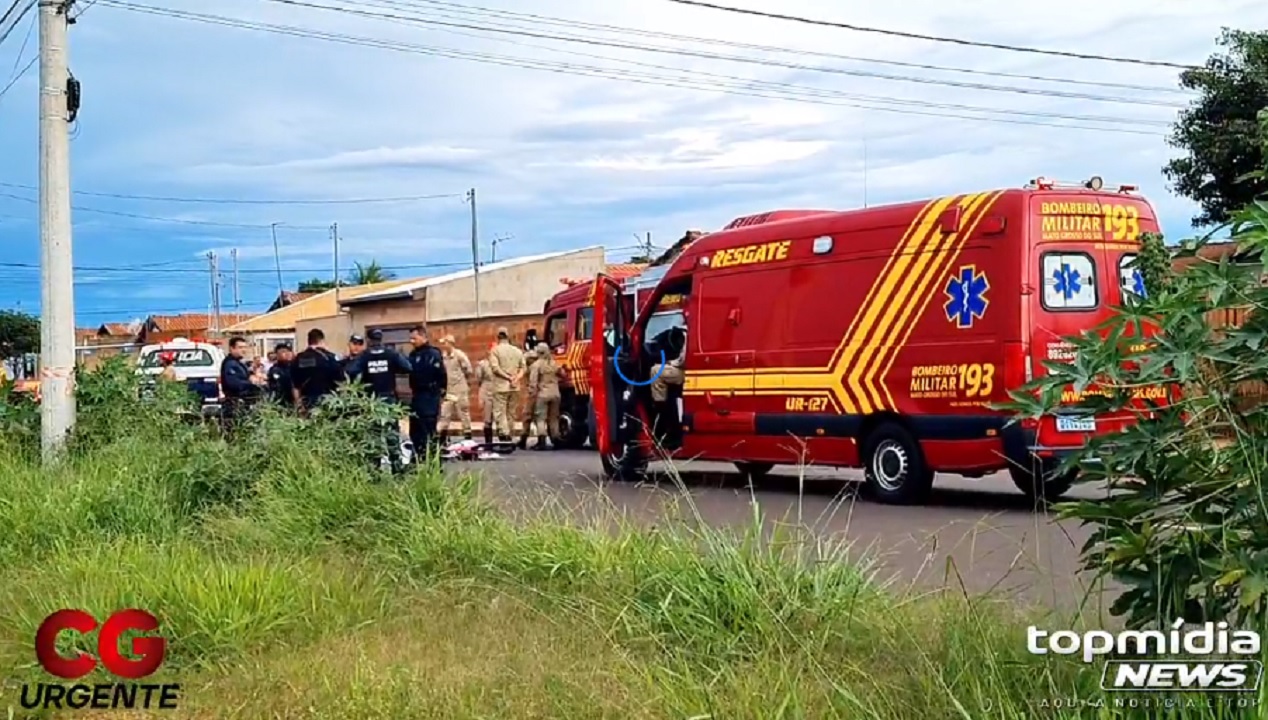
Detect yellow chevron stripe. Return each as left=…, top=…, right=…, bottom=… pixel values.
left=821, top=196, right=948, bottom=374
left=867, top=191, right=994, bottom=410
left=845, top=194, right=962, bottom=414
left=859, top=192, right=991, bottom=410
left=877, top=191, right=1004, bottom=409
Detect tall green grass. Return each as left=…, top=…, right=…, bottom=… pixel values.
left=0, top=367, right=1256, bottom=718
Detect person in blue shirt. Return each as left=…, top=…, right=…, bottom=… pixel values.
left=219, top=336, right=261, bottom=431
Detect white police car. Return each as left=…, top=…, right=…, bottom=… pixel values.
left=136, top=337, right=225, bottom=415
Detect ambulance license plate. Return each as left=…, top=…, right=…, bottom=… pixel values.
left=1056, top=416, right=1096, bottom=433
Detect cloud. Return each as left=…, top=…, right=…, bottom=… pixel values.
left=0, top=0, right=1261, bottom=321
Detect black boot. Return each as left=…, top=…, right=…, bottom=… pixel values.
left=483, top=427, right=494, bottom=445
left=517, top=436, right=528, bottom=449
left=532, top=436, right=548, bottom=450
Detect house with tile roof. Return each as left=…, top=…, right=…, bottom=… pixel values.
left=138, top=313, right=256, bottom=345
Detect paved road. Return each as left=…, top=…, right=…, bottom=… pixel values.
left=455, top=449, right=1114, bottom=612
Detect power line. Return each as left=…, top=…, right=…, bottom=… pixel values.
left=94, top=1, right=1171, bottom=136
left=0, top=181, right=463, bottom=204
left=0, top=53, right=32, bottom=102
left=0, top=0, right=33, bottom=52
left=667, top=0, right=1201, bottom=70
left=381, top=0, right=1190, bottom=94
left=0, top=191, right=332, bottom=228
left=0, top=244, right=658, bottom=275
left=268, top=0, right=1187, bottom=109
left=6, top=4, right=34, bottom=77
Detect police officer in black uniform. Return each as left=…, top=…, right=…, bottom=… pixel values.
left=343, top=334, right=365, bottom=377
left=406, top=325, right=446, bottom=460
left=346, top=329, right=413, bottom=467
left=220, top=336, right=260, bottom=432
left=266, top=341, right=296, bottom=408
left=347, top=329, right=412, bottom=401
left=289, top=328, right=346, bottom=411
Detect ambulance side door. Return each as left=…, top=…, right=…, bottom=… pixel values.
left=686, top=271, right=755, bottom=435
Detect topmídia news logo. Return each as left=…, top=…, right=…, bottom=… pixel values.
left=1028, top=619, right=1263, bottom=692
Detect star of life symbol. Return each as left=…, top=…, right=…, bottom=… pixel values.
left=944, top=265, right=989, bottom=329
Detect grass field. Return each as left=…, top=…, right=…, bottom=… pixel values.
left=0, top=385, right=1251, bottom=719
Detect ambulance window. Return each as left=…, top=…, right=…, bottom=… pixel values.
left=544, top=313, right=567, bottom=348
left=576, top=308, right=593, bottom=341
left=1041, top=252, right=1098, bottom=310
left=1118, top=254, right=1146, bottom=299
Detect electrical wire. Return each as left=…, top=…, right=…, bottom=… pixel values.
left=0, top=181, right=464, bottom=204
left=667, top=0, right=1201, bottom=70
left=95, top=0, right=1171, bottom=136
left=376, top=0, right=1191, bottom=94
left=0, top=0, right=33, bottom=49
left=0, top=191, right=333, bottom=228
left=271, top=0, right=1187, bottom=109
left=0, top=53, right=33, bottom=102
left=6, top=4, right=33, bottom=75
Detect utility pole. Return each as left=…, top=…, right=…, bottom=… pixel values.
left=331, top=222, right=340, bottom=306
left=207, top=251, right=221, bottom=333
left=270, top=222, right=284, bottom=297
left=38, top=0, right=77, bottom=459
left=467, top=188, right=481, bottom=317
left=231, top=248, right=240, bottom=309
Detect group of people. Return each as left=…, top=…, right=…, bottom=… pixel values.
left=216, top=325, right=448, bottom=457
left=214, top=323, right=567, bottom=457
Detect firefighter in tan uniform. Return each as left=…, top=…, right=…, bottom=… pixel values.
left=516, top=346, right=539, bottom=449
left=474, top=346, right=496, bottom=445
left=438, top=335, right=474, bottom=440
left=487, top=327, right=525, bottom=442
left=527, top=342, right=562, bottom=450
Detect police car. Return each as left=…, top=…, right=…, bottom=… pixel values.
left=136, top=337, right=225, bottom=415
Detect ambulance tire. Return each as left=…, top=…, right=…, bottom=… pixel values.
left=734, top=462, right=773, bottom=483
left=1009, top=458, right=1075, bottom=504
left=556, top=409, right=588, bottom=449
left=600, top=444, right=647, bottom=483
left=862, top=423, right=934, bottom=505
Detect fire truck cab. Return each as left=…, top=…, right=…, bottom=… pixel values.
left=586, top=180, right=1160, bottom=505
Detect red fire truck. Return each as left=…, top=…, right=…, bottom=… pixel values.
left=585, top=178, right=1161, bottom=504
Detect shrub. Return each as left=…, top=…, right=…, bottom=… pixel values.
left=1009, top=177, right=1268, bottom=629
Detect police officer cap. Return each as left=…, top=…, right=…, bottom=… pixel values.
left=274, top=341, right=292, bottom=351
left=496, top=326, right=509, bottom=337
left=535, top=342, right=549, bottom=355
left=367, top=328, right=383, bottom=342
left=349, top=334, right=365, bottom=345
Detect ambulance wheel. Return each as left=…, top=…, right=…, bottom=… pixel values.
left=556, top=410, right=588, bottom=450
left=600, top=443, right=646, bottom=483
left=1009, top=458, right=1075, bottom=504
left=862, top=423, right=934, bottom=505
left=734, top=462, right=773, bottom=483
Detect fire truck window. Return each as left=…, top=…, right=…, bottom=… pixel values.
left=576, top=308, right=594, bottom=341
left=1041, top=252, right=1098, bottom=310
left=544, top=313, right=567, bottom=348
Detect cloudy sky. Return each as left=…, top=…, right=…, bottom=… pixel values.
left=0, top=0, right=1262, bottom=327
